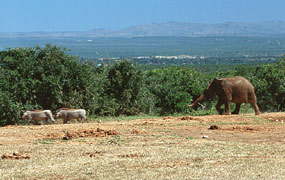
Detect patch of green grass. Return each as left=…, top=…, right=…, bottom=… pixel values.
left=176, top=123, right=185, bottom=126
left=207, top=122, right=250, bottom=126
left=85, top=172, right=93, bottom=175
left=186, top=137, right=194, bottom=140
left=99, top=135, right=126, bottom=146
left=189, top=108, right=217, bottom=116
left=188, top=103, right=256, bottom=116
left=89, top=114, right=162, bottom=122
left=183, top=121, right=250, bottom=127
left=75, top=138, right=87, bottom=143
left=35, top=138, right=57, bottom=144
left=251, top=116, right=272, bottom=125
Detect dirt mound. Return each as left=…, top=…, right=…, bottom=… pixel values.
left=45, top=132, right=64, bottom=138
left=209, top=125, right=220, bottom=130
left=207, top=125, right=259, bottom=132
left=131, top=129, right=147, bottom=134
left=86, top=150, right=104, bottom=158
left=163, top=116, right=203, bottom=122
left=118, top=153, right=144, bottom=158
left=63, top=128, right=119, bottom=140
left=224, top=126, right=258, bottom=132
left=163, top=116, right=177, bottom=120
left=180, top=116, right=202, bottom=121
left=1, top=152, right=30, bottom=160
left=262, top=114, right=285, bottom=123
left=142, top=121, right=153, bottom=125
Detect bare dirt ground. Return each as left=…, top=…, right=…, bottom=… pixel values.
left=0, top=112, right=284, bottom=179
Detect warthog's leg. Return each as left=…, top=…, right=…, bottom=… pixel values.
left=24, top=116, right=32, bottom=125
left=63, top=117, right=68, bottom=124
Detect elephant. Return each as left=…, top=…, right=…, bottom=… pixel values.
left=188, top=76, right=260, bottom=115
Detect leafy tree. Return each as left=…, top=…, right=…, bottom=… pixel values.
left=102, top=60, right=155, bottom=116
left=235, top=57, right=285, bottom=112
left=145, top=67, right=209, bottom=115
left=253, top=58, right=285, bottom=111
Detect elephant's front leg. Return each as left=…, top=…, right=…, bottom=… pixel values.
left=215, top=100, right=224, bottom=115
left=232, top=103, right=241, bottom=114
left=224, top=101, right=231, bottom=115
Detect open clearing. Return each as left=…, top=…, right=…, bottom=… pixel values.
left=0, top=112, right=284, bottom=179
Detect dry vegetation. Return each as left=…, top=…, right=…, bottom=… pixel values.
left=0, top=113, right=285, bottom=179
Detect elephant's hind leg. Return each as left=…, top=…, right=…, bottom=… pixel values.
left=232, top=103, right=241, bottom=114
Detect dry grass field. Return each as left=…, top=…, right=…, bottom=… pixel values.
left=0, top=112, right=284, bottom=180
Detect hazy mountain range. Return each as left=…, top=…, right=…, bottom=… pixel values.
left=1, top=21, right=285, bottom=38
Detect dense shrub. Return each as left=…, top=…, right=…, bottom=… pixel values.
left=145, top=67, right=210, bottom=115
left=98, top=60, right=155, bottom=116
left=0, top=45, right=284, bottom=125
left=236, top=57, right=285, bottom=112
left=0, top=45, right=101, bottom=125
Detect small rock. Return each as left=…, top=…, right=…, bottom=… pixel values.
left=96, top=128, right=104, bottom=132
left=1, top=154, right=10, bottom=159
left=202, top=135, right=209, bottom=139
left=13, top=152, right=22, bottom=157
left=131, top=129, right=140, bottom=134
left=209, top=125, right=219, bottom=130
left=105, top=130, right=119, bottom=135
left=63, top=136, right=72, bottom=140
left=142, top=121, right=148, bottom=125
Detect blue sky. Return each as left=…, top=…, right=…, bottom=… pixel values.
left=1, top=0, right=285, bottom=32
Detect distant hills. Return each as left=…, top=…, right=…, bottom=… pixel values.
left=1, top=21, right=285, bottom=38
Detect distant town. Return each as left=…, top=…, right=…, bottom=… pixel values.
left=98, top=55, right=206, bottom=61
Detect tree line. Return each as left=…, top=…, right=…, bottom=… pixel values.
left=0, top=45, right=284, bottom=126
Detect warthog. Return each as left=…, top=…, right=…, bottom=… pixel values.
left=22, top=110, right=55, bottom=124
left=56, top=109, right=87, bottom=124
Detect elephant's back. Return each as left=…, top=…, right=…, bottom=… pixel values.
left=229, top=76, right=256, bottom=103
left=225, top=76, right=253, bottom=87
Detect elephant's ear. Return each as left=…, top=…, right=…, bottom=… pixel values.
left=222, top=80, right=232, bottom=101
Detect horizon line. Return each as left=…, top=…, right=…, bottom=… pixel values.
left=0, top=20, right=284, bottom=34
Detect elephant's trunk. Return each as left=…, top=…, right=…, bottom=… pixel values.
left=189, top=94, right=205, bottom=108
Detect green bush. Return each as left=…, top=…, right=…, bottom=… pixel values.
left=145, top=67, right=209, bottom=115
left=102, top=60, right=155, bottom=116
left=0, top=45, right=102, bottom=125
left=0, top=45, right=284, bottom=125
left=235, top=57, right=285, bottom=112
